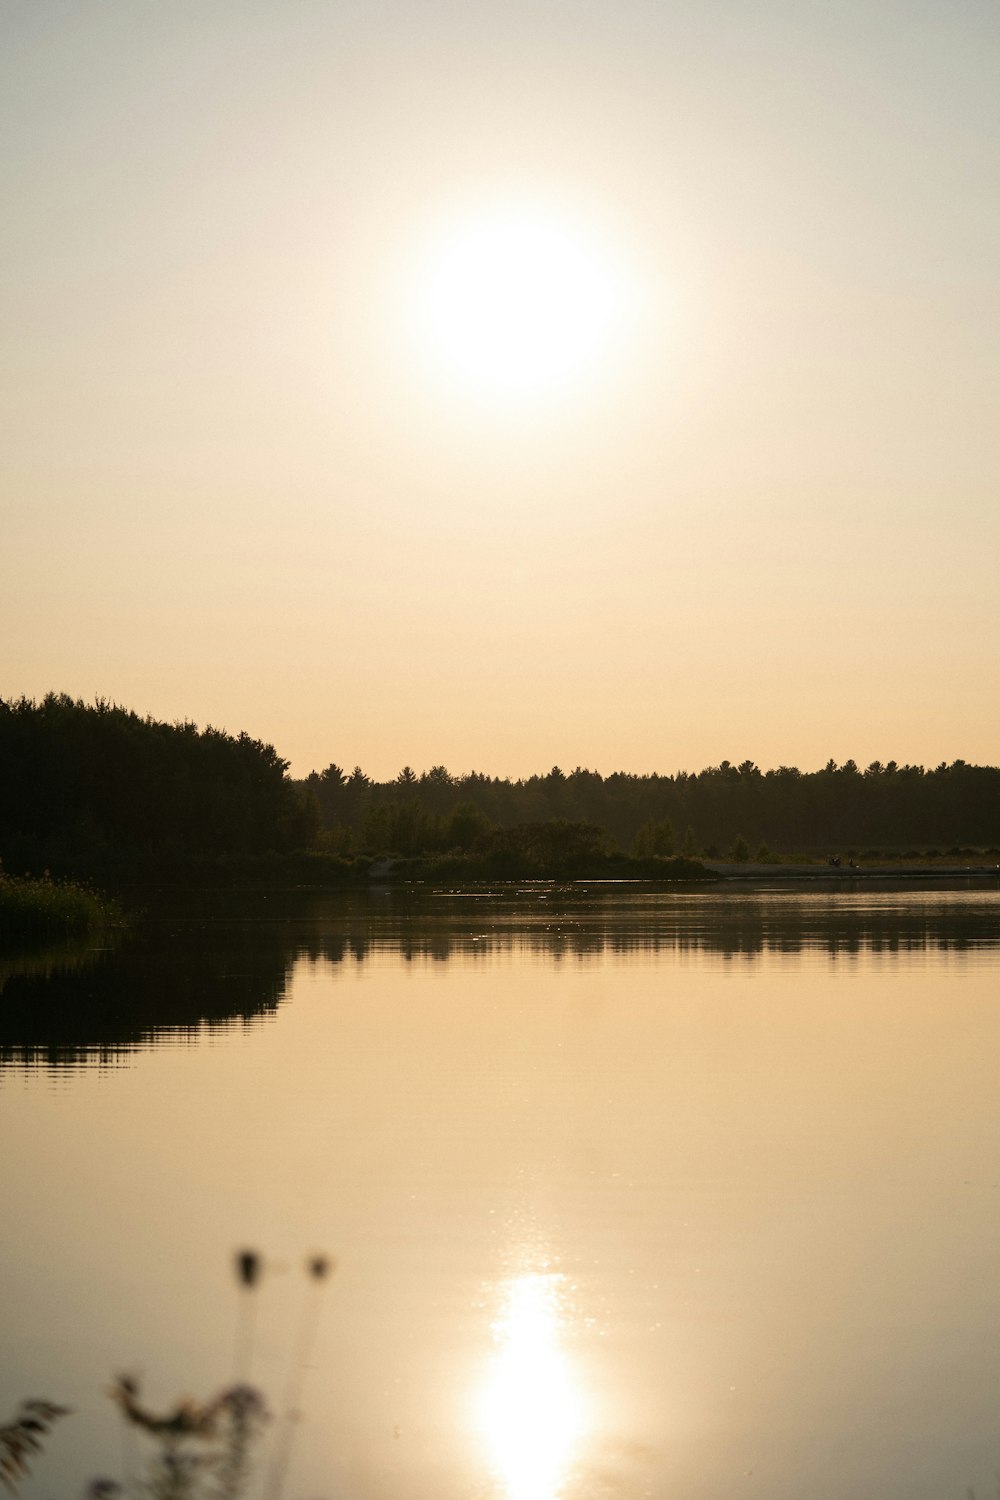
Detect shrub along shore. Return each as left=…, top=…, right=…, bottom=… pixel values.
left=0, top=873, right=121, bottom=946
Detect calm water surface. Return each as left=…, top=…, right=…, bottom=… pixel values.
left=3, top=884, right=1000, bottom=1500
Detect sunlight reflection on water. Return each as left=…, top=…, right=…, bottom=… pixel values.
left=474, top=1271, right=588, bottom=1500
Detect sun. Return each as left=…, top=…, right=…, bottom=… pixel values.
left=412, top=206, right=627, bottom=401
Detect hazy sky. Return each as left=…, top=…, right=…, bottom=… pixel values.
left=3, top=0, right=997, bottom=778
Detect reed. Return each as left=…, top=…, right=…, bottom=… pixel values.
left=0, top=1400, right=71, bottom=1493
left=0, top=873, right=120, bottom=946
left=0, top=1249, right=333, bottom=1500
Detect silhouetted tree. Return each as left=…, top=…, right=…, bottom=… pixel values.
left=0, top=695, right=305, bottom=875
left=447, top=802, right=491, bottom=850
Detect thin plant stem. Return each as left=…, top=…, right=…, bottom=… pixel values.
left=232, top=1251, right=262, bottom=1385
left=263, top=1264, right=331, bottom=1500
left=120, top=1416, right=137, bottom=1500
left=232, top=1290, right=258, bottom=1386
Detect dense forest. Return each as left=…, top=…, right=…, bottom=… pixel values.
left=304, top=756, right=1000, bottom=860
left=0, top=694, right=313, bottom=876
left=1, top=695, right=998, bottom=880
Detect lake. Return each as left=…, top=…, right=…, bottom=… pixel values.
left=3, top=882, right=1000, bottom=1500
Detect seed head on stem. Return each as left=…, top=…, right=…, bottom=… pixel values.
left=235, top=1251, right=261, bottom=1290
left=232, top=1249, right=262, bottom=1384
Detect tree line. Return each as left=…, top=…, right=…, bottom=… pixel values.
left=0, top=694, right=313, bottom=875
left=2, top=696, right=998, bottom=878
left=304, top=756, right=1000, bottom=859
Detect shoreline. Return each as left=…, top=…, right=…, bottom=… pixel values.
left=704, top=861, right=1000, bottom=882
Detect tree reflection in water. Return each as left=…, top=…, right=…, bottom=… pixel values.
left=2, top=884, right=997, bottom=1069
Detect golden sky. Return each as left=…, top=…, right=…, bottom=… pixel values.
left=3, top=1, right=997, bottom=778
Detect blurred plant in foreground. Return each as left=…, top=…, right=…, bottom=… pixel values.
left=0, top=1400, right=71, bottom=1493
left=110, top=1377, right=268, bottom=1500
left=1, top=1250, right=334, bottom=1500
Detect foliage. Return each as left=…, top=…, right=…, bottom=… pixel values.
left=108, top=1378, right=269, bottom=1500
left=475, top=819, right=608, bottom=877
left=0, top=873, right=119, bottom=946
left=0, top=1401, right=71, bottom=1494
left=5, top=696, right=1000, bottom=878
left=632, top=819, right=675, bottom=857
left=0, top=696, right=312, bottom=878
left=303, top=755, right=1000, bottom=862
left=2, top=1250, right=333, bottom=1500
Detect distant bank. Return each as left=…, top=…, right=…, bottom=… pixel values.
left=2, top=696, right=998, bottom=888
left=704, top=860, right=1000, bottom=881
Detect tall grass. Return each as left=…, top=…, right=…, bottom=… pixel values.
left=0, top=874, right=120, bottom=945
left=1, top=1250, right=333, bottom=1500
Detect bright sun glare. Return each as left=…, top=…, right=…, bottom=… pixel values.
left=475, top=1273, right=587, bottom=1500
left=415, top=208, right=626, bottom=400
